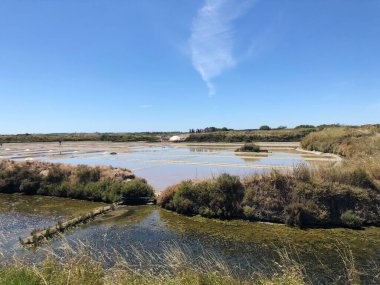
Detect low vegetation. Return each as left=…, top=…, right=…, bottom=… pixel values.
left=236, top=143, right=263, bottom=152
left=160, top=125, right=380, bottom=229
left=185, top=128, right=315, bottom=143
left=0, top=241, right=376, bottom=285
left=0, top=132, right=175, bottom=143
left=0, top=160, right=155, bottom=203
left=159, top=168, right=380, bottom=228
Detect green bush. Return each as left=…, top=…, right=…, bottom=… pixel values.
left=19, top=179, right=40, bottom=195
left=236, top=143, right=261, bottom=152
left=76, top=165, right=100, bottom=184
left=0, top=161, right=154, bottom=204
left=46, top=166, right=68, bottom=183
left=295, top=125, right=315, bottom=129
left=162, top=174, right=245, bottom=219
left=118, top=179, right=155, bottom=199
left=340, top=210, right=364, bottom=229
left=285, top=203, right=318, bottom=228
left=259, top=125, right=271, bottom=130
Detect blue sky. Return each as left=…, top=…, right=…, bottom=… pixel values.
left=0, top=0, right=379, bottom=134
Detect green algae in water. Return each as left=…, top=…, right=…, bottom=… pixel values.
left=0, top=193, right=106, bottom=219
left=158, top=208, right=380, bottom=275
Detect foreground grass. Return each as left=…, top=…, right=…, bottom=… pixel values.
left=0, top=241, right=373, bottom=285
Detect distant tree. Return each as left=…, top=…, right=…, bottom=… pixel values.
left=276, top=126, right=287, bottom=130
left=259, top=125, right=271, bottom=130
left=295, top=125, right=316, bottom=129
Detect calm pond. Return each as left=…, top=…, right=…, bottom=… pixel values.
left=0, top=194, right=380, bottom=284
left=0, top=143, right=377, bottom=283
left=0, top=142, right=336, bottom=189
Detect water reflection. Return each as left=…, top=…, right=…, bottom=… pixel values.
left=0, top=194, right=379, bottom=284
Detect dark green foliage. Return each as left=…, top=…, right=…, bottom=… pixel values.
left=0, top=132, right=168, bottom=143
left=0, top=161, right=154, bottom=204
left=236, top=143, right=261, bottom=152
left=162, top=174, right=245, bottom=219
left=185, top=128, right=314, bottom=143
left=259, top=125, right=271, bottom=130
left=295, top=125, right=315, bottom=129
left=76, top=165, right=100, bottom=183
left=19, top=179, right=40, bottom=195
left=109, top=179, right=155, bottom=202
left=160, top=170, right=380, bottom=228
left=340, top=210, right=364, bottom=229
left=46, top=166, right=68, bottom=183
left=285, top=203, right=318, bottom=228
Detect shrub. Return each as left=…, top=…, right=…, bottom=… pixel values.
left=0, top=178, right=14, bottom=193
left=293, top=164, right=312, bottom=183
left=242, top=205, right=255, bottom=220
left=158, top=184, right=178, bottom=209
left=285, top=203, right=318, bottom=228
left=19, top=179, right=40, bottom=195
left=340, top=210, right=364, bottom=229
left=213, top=173, right=244, bottom=218
left=76, top=165, right=100, bottom=184
left=259, top=125, right=271, bottom=130
left=164, top=174, right=245, bottom=219
left=236, top=143, right=261, bottom=152
left=347, top=168, right=377, bottom=190
left=119, top=179, right=155, bottom=199
left=295, top=125, right=315, bottom=129
left=46, top=166, right=68, bottom=183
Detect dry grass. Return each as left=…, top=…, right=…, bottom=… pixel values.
left=1, top=240, right=376, bottom=285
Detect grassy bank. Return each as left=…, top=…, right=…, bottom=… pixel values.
left=159, top=169, right=380, bottom=228
left=160, top=125, right=380, bottom=229
left=185, top=128, right=315, bottom=143
left=301, top=124, right=380, bottom=181
left=0, top=242, right=375, bottom=285
left=0, top=160, right=155, bottom=203
left=0, top=132, right=173, bottom=143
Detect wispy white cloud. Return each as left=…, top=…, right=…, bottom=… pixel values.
left=189, top=0, right=254, bottom=96
left=139, top=104, right=153, bottom=109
